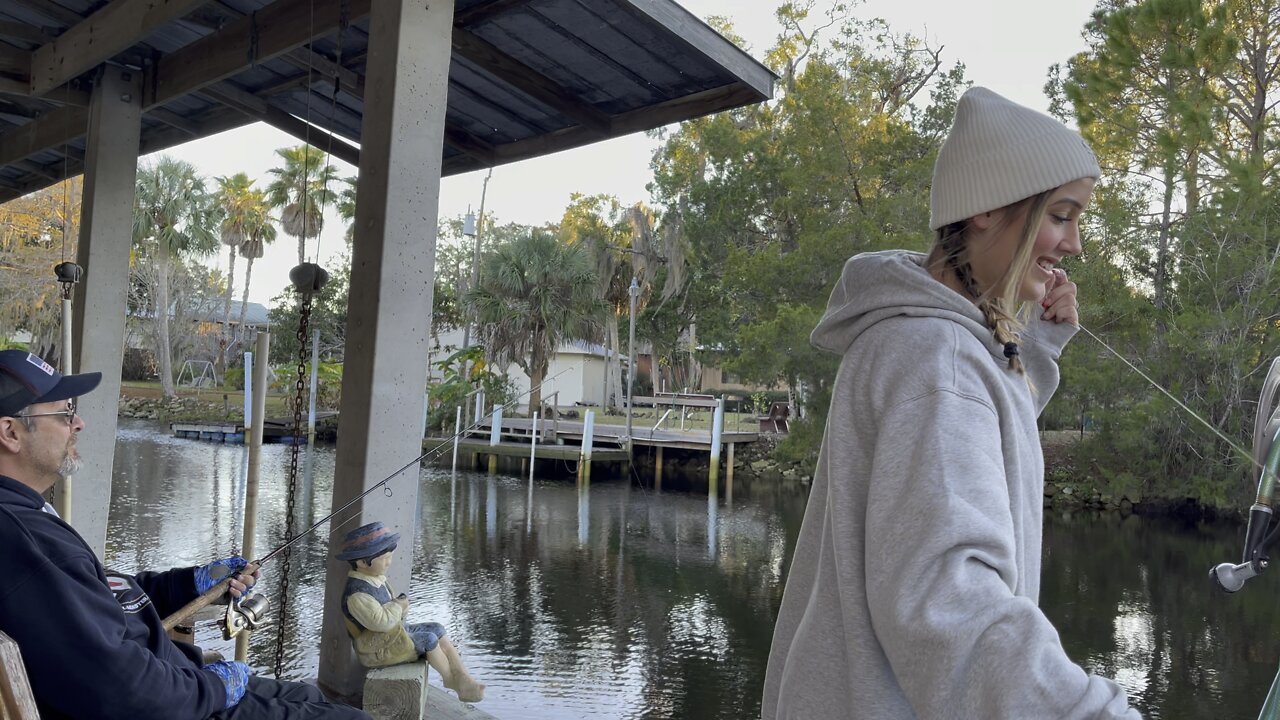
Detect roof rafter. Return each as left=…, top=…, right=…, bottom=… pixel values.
left=443, top=82, right=760, bottom=175
left=144, top=0, right=372, bottom=109
left=29, top=0, right=207, bottom=96
left=200, top=82, right=361, bottom=167
left=452, top=28, right=611, bottom=135
left=455, top=0, right=532, bottom=27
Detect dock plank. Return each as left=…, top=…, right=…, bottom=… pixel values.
left=426, top=685, right=498, bottom=719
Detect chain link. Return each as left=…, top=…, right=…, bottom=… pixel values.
left=272, top=294, right=313, bottom=678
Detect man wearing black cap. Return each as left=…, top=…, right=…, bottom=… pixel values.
left=0, top=350, right=370, bottom=719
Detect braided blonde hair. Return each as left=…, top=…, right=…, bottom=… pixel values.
left=926, top=189, right=1054, bottom=377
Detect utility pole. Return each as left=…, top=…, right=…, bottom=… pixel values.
left=625, top=276, right=639, bottom=458
left=460, top=168, right=493, bottom=426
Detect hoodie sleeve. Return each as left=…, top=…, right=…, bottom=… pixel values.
left=1021, top=317, right=1079, bottom=415
left=863, top=388, right=1137, bottom=720
left=0, top=525, right=227, bottom=720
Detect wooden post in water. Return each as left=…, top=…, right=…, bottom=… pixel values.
left=237, top=332, right=269, bottom=662
left=578, top=410, right=595, bottom=486
left=655, top=446, right=664, bottom=492
left=529, top=412, right=539, bottom=483
left=307, top=328, right=319, bottom=445
left=451, top=406, right=461, bottom=475
left=242, top=350, right=253, bottom=442
left=708, top=398, right=724, bottom=499
left=488, top=404, right=503, bottom=474
left=726, top=442, right=735, bottom=505
left=528, top=412, right=538, bottom=533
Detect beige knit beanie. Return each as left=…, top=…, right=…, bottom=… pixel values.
left=929, top=87, right=1100, bottom=231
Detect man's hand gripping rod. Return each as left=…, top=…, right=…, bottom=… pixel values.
left=161, top=366, right=575, bottom=631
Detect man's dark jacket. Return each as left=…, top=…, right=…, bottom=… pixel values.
left=0, top=474, right=227, bottom=718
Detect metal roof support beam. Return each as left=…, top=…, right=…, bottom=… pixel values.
left=455, top=0, right=531, bottom=27
left=200, top=83, right=361, bottom=167
left=145, top=0, right=372, bottom=109
left=619, top=0, right=775, bottom=100
left=70, top=67, right=142, bottom=559
left=443, top=82, right=763, bottom=175
left=29, top=0, right=207, bottom=96
left=0, top=101, right=85, bottom=169
left=451, top=28, right=612, bottom=135
left=318, top=0, right=454, bottom=697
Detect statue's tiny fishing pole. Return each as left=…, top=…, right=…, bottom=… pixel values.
left=161, top=365, right=576, bottom=631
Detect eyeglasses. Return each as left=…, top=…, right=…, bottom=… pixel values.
left=15, top=400, right=77, bottom=426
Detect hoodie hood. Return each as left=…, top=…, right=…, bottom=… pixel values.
left=812, top=250, right=1003, bottom=360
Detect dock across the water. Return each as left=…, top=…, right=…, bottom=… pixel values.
left=171, top=412, right=338, bottom=443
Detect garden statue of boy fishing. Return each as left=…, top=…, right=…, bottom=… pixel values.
left=336, top=521, right=485, bottom=703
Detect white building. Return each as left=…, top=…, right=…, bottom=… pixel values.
left=430, top=328, right=625, bottom=410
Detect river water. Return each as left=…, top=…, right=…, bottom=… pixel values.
left=105, top=420, right=1280, bottom=719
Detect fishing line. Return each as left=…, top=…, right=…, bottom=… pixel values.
left=164, top=363, right=582, bottom=630
left=1078, top=323, right=1260, bottom=471
left=258, top=363, right=581, bottom=565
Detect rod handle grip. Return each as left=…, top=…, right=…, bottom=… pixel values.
left=161, top=562, right=260, bottom=631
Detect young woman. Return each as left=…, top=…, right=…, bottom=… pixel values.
left=761, top=87, right=1140, bottom=719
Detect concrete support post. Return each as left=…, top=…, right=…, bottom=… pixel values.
left=318, top=0, right=454, bottom=698
left=69, top=67, right=142, bottom=557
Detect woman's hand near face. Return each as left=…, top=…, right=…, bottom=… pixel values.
left=1041, top=268, right=1078, bottom=326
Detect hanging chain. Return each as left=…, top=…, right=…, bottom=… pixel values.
left=272, top=293, right=314, bottom=677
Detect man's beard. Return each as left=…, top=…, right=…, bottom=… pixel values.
left=57, top=442, right=81, bottom=479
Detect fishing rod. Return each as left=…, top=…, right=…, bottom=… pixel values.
left=161, top=364, right=579, bottom=634
left=1081, top=325, right=1280, bottom=583
left=1084, top=323, right=1280, bottom=719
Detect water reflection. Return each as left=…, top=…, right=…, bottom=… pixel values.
left=106, top=420, right=1280, bottom=719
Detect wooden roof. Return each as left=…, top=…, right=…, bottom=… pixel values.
left=0, top=0, right=774, bottom=202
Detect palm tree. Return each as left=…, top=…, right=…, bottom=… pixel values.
left=212, top=175, right=276, bottom=354
left=236, top=215, right=276, bottom=348
left=470, top=230, right=605, bottom=415
left=335, top=175, right=358, bottom=245
left=213, top=173, right=254, bottom=377
left=133, top=156, right=218, bottom=397
left=264, top=145, right=338, bottom=264
left=562, top=194, right=633, bottom=410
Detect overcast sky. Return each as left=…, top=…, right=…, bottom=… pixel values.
left=164, top=0, right=1098, bottom=306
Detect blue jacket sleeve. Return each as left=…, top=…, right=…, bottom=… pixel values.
left=133, top=567, right=199, bottom=617
left=0, top=522, right=227, bottom=719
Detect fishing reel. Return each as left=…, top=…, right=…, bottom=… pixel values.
left=220, top=593, right=271, bottom=640
left=1212, top=357, right=1280, bottom=594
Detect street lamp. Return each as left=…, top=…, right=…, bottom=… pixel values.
left=625, top=275, right=639, bottom=456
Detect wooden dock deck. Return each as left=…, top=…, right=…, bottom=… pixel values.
left=171, top=412, right=338, bottom=444
left=425, top=685, right=498, bottom=719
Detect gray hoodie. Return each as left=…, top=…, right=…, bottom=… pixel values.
left=762, top=251, right=1138, bottom=719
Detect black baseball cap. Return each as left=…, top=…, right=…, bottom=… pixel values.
left=0, top=350, right=101, bottom=417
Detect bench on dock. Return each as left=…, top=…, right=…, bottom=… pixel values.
left=0, top=630, right=38, bottom=719
left=634, top=392, right=718, bottom=409
left=364, top=661, right=429, bottom=720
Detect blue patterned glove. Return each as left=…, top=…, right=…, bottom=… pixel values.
left=195, top=556, right=248, bottom=594
left=204, top=660, right=250, bottom=708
